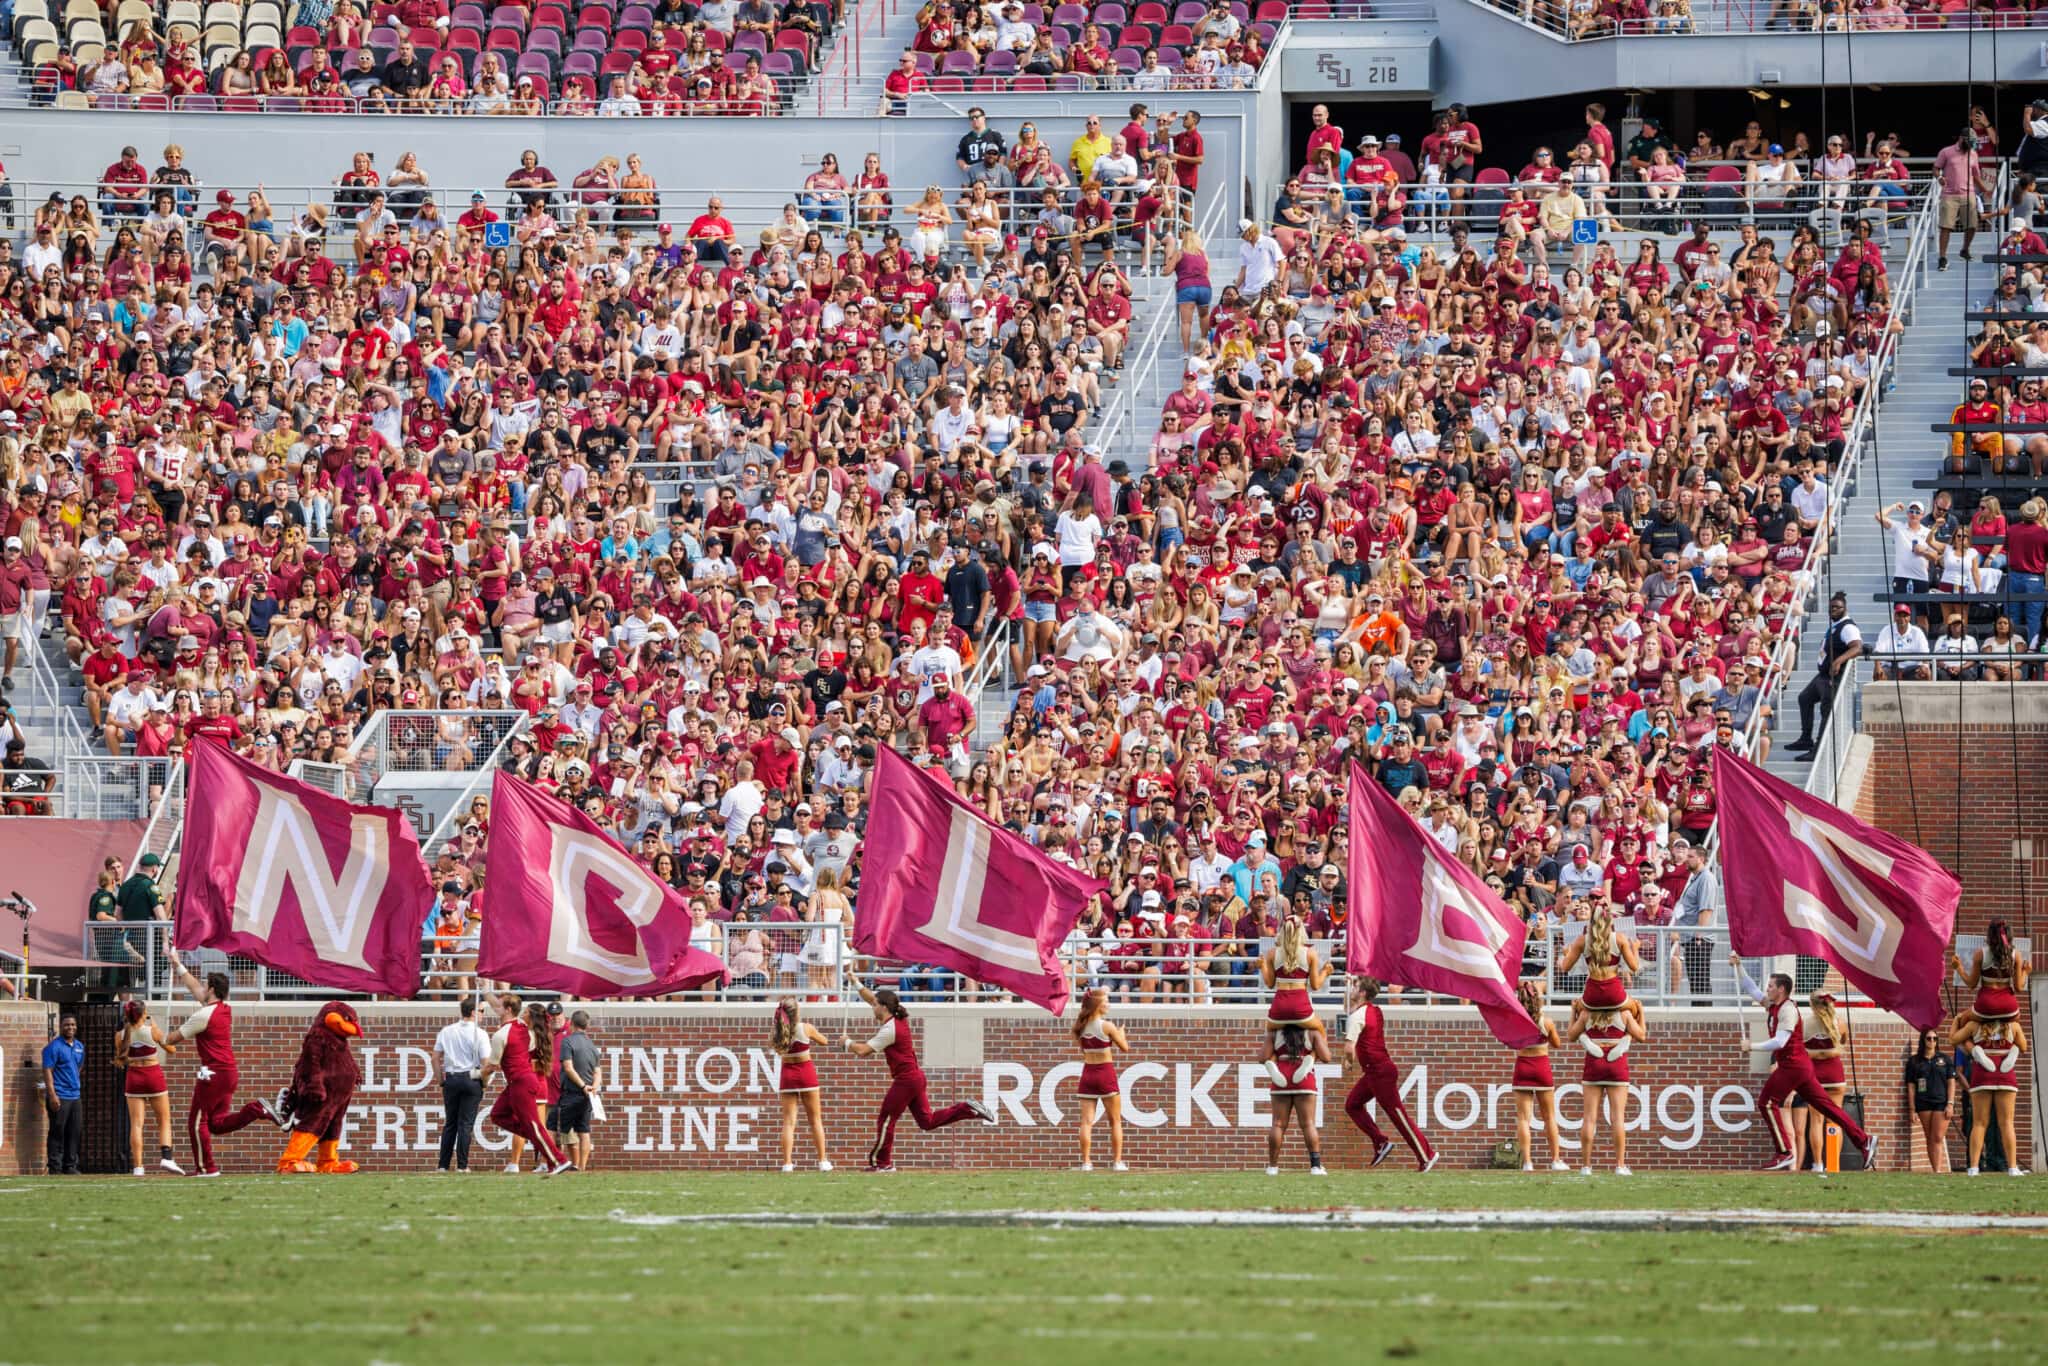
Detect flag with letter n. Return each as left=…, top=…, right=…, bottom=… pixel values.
left=854, top=746, right=1106, bottom=1013
left=1346, top=761, right=1541, bottom=1048
left=1711, top=748, right=1958, bottom=1030
left=478, top=771, right=727, bottom=997
left=172, top=743, right=431, bottom=997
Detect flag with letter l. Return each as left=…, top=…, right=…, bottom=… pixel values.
left=1711, top=748, right=1957, bottom=1030
left=479, top=771, right=727, bottom=997
left=1346, top=762, right=1541, bottom=1048
left=173, top=743, right=430, bottom=997
left=855, top=746, right=1106, bottom=1013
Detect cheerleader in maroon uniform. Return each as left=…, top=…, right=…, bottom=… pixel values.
left=771, top=998, right=833, bottom=1173
left=1073, top=988, right=1130, bottom=1171
left=1341, top=977, right=1438, bottom=1171
left=1950, top=920, right=2029, bottom=1026
left=1263, top=1023, right=1328, bottom=1175
left=1798, top=993, right=1848, bottom=1174
left=169, top=961, right=283, bottom=1176
left=483, top=1002, right=573, bottom=1177
left=1557, top=908, right=1643, bottom=1036
left=1510, top=980, right=1570, bottom=1173
left=843, top=980, right=995, bottom=1171
left=1951, top=1015, right=2028, bottom=1177
left=1567, top=1005, right=1645, bottom=1176
left=116, top=1000, right=184, bottom=1177
left=1261, top=917, right=1332, bottom=1039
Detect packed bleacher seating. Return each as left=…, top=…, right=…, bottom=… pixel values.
left=13, top=0, right=837, bottom=111
left=0, top=96, right=1973, bottom=1002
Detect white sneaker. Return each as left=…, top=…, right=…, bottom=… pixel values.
left=967, top=1100, right=998, bottom=1126
left=503, top=1164, right=521, bottom=1174
left=817, top=1160, right=833, bottom=1172
left=546, top=1159, right=576, bottom=1178
left=432, top=1167, right=449, bottom=1175
left=159, top=1157, right=185, bottom=1175
left=1079, top=1162, right=1094, bottom=1172
left=193, top=1169, right=222, bottom=1178
left=1580, top=1166, right=1594, bottom=1177
left=1968, top=1166, right=1981, bottom=1176
left=1112, top=1161, right=1128, bottom=1172
left=1265, top=1165, right=1280, bottom=1176
left=1613, top=1165, right=1632, bottom=1177
left=1522, top=1161, right=1535, bottom=1172
left=1420, top=1152, right=1440, bottom=1174
left=1310, top=1164, right=1328, bottom=1176
left=2012, top=1167, right=2029, bottom=1177
left=781, top=1163, right=795, bottom=1173
left=132, top=1166, right=146, bottom=1177
left=1550, top=1160, right=1571, bottom=1172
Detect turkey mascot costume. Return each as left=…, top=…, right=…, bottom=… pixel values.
left=276, top=1002, right=365, bottom=1174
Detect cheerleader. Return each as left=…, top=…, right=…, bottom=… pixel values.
left=1261, top=916, right=1332, bottom=1037
left=1263, top=1023, right=1328, bottom=1175
left=482, top=1002, right=573, bottom=1178
left=116, top=1000, right=185, bottom=1177
left=1799, top=993, right=1848, bottom=1174
left=771, top=999, right=833, bottom=1173
left=1949, top=920, right=2029, bottom=1025
left=1951, top=1015, right=2029, bottom=1176
left=1342, top=976, right=1438, bottom=1171
left=1073, top=987, right=1130, bottom=1172
left=1510, top=980, right=1570, bottom=1173
left=1567, top=1005, right=1645, bottom=1176
left=1557, top=908, right=1643, bottom=1035
left=842, top=980, right=996, bottom=1172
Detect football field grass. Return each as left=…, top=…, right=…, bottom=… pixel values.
left=2, top=1171, right=2042, bottom=1365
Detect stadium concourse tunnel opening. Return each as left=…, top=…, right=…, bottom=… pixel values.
left=1285, top=87, right=1999, bottom=182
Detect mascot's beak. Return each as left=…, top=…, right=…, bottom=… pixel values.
left=324, top=1011, right=362, bottom=1038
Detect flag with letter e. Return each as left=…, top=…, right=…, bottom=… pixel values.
left=173, top=742, right=430, bottom=997
left=479, top=771, right=727, bottom=997
left=855, top=746, right=1106, bottom=1013
left=1711, top=748, right=1957, bottom=1030
left=1346, top=762, right=1541, bottom=1048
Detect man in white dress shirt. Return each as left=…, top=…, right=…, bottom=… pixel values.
left=433, top=995, right=491, bottom=1173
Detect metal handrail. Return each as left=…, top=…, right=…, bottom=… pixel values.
left=420, top=712, right=531, bottom=859
left=1450, top=0, right=2040, bottom=39
left=80, top=914, right=1776, bottom=1007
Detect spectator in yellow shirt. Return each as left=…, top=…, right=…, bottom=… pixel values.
left=1069, top=114, right=1113, bottom=182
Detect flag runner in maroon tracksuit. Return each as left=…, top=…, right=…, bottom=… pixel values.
left=842, top=981, right=995, bottom=1170
left=1341, top=977, right=1438, bottom=1172
left=1733, top=958, right=1877, bottom=1171
left=169, top=961, right=283, bottom=1175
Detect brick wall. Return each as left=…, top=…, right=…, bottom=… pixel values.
left=0, top=1002, right=1926, bottom=1174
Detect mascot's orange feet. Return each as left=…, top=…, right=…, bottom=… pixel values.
left=276, top=1131, right=318, bottom=1174
left=315, top=1140, right=360, bottom=1175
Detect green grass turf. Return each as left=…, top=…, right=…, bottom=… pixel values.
left=2, top=1173, right=2041, bottom=1365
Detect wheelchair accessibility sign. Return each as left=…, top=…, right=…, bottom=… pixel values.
left=1571, top=219, right=1600, bottom=245
left=484, top=222, right=513, bottom=249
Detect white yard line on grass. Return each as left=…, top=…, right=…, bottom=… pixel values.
left=606, top=1206, right=2048, bottom=1234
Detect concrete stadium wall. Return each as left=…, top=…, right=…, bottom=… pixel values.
left=0, top=1002, right=1926, bottom=1173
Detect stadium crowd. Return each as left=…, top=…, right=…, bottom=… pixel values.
left=0, top=95, right=1981, bottom=1004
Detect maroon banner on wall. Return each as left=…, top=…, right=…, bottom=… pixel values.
left=2, top=1004, right=1957, bottom=1175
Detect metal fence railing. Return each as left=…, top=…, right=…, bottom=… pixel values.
left=1456, top=0, right=2045, bottom=38
left=85, top=908, right=1790, bottom=1008
left=59, top=755, right=174, bottom=821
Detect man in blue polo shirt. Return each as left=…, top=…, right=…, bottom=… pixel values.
left=41, top=1014, right=83, bottom=1175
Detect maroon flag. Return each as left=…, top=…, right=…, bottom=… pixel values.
left=173, top=743, right=430, bottom=997
left=479, top=772, right=727, bottom=997
left=1711, top=749, right=1958, bottom=1030
left=855, top=746, right=1106, bottom=1013
left=1346, top=763, right=1541, bottom=1048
